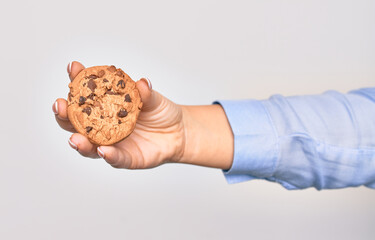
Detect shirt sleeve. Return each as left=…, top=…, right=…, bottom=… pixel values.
left=214, top=87, right=375, bottom=190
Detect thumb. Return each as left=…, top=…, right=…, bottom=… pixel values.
left=136, top=78, right=162, bottom=112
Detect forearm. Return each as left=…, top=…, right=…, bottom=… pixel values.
left=179, top=104, right=234, bottom=170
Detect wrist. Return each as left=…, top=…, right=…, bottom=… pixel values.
left=179, top=104, right=234, bottom=169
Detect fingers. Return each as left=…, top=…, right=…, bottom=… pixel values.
left=68, top=61, right=85, bottom=81
left=69, top=133, right=99, bottom=158
left=53, top=61, right=85, bottom=132
left=53, top=98, right=76, bottom=133
left=136, top=78, right=162, bottom=112
left=97, top=145, right=134, bottom=169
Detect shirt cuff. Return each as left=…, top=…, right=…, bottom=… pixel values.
left=214, top=100, right=279, bottom=184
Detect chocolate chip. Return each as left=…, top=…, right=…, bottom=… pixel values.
left=100, top=115, right=104, bottom=119
left=83, top=83, right=86, bottom=87
left=82, top=107, right=92, bottom=116
left=88, top=74, right=98, bottom=79
left=105, top=90, right=119, bottom=95
left=86, top=126, right=93, bottom=133
left=117, top=109, right=128, bottom=118
left=116, top=70, right=124, bottom=77
left=117, top=79, right=126, bottom=88
left=79, top=96, right=86, bottom=106
left=87, top=79, right=97, bottom=92
left=98, top=70, right=105, bottom=78
left=68, top=93, right=72, bottom=102
left=87, top=93, right=95, bottom=100
left=103, top=78, right=109, bottom=83
left=108, top=65, right=116, bottom=72
left=124, top=94, right=131, bottom=102
left=118, top=120, right=122, bottom=124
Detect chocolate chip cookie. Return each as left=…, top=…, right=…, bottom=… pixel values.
left=67, top=65, right=143, bottom=145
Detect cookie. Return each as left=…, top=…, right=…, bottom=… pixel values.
left=67, top=65, right=143, bottom=146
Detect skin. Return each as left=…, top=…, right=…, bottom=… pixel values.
left=53, top=61, right=234, bottom=170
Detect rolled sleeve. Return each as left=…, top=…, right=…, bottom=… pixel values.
left=214, top=100, right=279, bottom=184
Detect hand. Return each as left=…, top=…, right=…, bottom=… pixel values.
left=53, top=61, right=186, bottom=169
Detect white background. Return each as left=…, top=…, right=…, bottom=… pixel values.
left=0, top=0, right=374, bottom=239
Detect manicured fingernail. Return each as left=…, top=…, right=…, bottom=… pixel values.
left=68, top=139, right=78, bottom=150
left=146, top=78, right=152, bottom=90
left=67, top=62, right=72, bottom=74
left=52, top=101, right=58, bottom=115
left=97, top=147, right=105, bottom=159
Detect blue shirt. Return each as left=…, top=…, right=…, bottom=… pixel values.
left=215, top=87, right=375, bottom=190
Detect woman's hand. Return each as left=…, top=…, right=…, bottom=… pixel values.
left=53, top=61, right=186, bottom=169
left=53, top=61, right=234, bottom=170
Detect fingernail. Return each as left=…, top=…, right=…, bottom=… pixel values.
left=145, top=78, right=152, bottom=90
left=97, top=147, right=105, bottom=159
left=52, top=101, right=58, bottom=115
left=67, top=62, right=72, bottom=74
left=68, top=139, right=78, bottom=150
